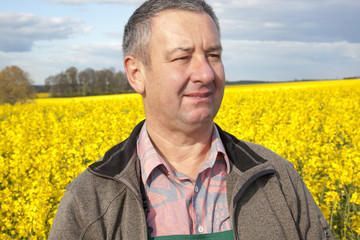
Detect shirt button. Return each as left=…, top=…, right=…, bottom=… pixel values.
left=194, top=186, right=199, bottom=192
left=198, top=226, right=204, bottom=233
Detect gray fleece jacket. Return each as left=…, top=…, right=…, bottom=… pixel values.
left=49, top=121, right=334, bottom=239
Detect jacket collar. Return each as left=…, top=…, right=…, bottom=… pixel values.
left=216, top=123, right=268, bottom=172
left=89, top=120, right=145, bottom=178
left=89, top=120, right=271, bottom=178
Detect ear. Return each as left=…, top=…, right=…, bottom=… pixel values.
left=124, top=55, right=145, bottom=94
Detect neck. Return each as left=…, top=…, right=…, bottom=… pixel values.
left=145, top=120, right=214, bottom=180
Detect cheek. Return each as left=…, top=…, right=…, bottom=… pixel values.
left=215, top=69, right=225, bottom=93
left=214, top=64, right=225, bottom=82
left=160, top=69, right=188, bottom=95
left=145, top=63, right=191, bottom=100
left=146, top=73, right=181, bottom=104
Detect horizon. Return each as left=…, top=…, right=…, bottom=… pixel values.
left=31, top=77, right=360, bottom=88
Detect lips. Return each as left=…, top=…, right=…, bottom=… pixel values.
left=185, top=92, right=211, bottom=98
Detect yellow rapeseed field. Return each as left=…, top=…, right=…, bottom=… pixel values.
left=1, top=79, right=359, bottom=239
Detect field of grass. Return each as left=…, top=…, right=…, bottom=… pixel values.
left=1, top=79, right=359, bottom=239
left=35, top=93, right=50, bottom=99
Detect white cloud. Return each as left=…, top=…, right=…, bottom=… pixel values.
left=49, top=42, right=123, bottom=72
left=69, top=42, right=122, bottom=55
left=263, top=22, right=285, bottom=29
left=0, top=40, right=124, bottom=84
left=0, top=12, right=82, bottom=52
left=211, top=0, right=360, bottom=43
left=2, top=0, right=359, bottom=84
left=222, top=40, right=360, bottom=81
left=83, top=26, right=94, bottom=35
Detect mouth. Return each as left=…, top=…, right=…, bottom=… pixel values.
left=186, top=92, right=211, bottom=98
left=189, top=95, right=208, bottom=99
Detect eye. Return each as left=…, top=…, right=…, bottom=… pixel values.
left=175, top=56, right=190, bottom=61
left=171, top=55, right=191, bottom=64
left=207, top=53, right=221, bottom=61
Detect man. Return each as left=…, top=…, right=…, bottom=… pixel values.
left=49, top=0, right=334, bottom=239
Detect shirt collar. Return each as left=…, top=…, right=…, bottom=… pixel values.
left=200, top=125, right=230, bottom=174
left=136, top=121, right=230, bottom=184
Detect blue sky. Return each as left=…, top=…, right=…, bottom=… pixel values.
left=1, top=0, right=360, bottom=85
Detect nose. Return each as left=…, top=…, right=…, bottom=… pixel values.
left=190, top=56, right=215, bottom=84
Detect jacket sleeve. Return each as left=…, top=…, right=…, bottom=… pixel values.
left=287, top=164, right=334, bottom=240
left=48, top=186, right=85, bottom=239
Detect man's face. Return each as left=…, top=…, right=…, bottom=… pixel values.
left=142, top=10, right=225, bottom=131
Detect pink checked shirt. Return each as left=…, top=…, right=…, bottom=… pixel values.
left=136, top=122, right=232, bottom=237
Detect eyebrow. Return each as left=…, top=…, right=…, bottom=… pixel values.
left=165, top=45, right=223, bottom=58
left=205, top=44, right=223, bottom=53
left=166, top=47, right=194, bottom=58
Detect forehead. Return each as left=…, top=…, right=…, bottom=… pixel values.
left=149, top=9, right=220, bottom=48
left=151, top=9, right=216, bottom=25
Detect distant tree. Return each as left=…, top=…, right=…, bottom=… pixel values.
left=45, top=67, right=132, bottom=97
left=47, top=71, right=76, bottom=97
left=95, top=69, right=111, bottom=94
left=56, top=72, right=71, bottom=97
left=0, top=66, right=36, bottom=105
left=47, top=75, right=61, bottom=97
left=114, top=70, right=132, bottom=93
left=78, top=68, right=96, bottom=96
left=44, top=76, right=53, bottom=92
left=65, top=67, right=78, bottom=96
left=107, top=68, right=118, bottom=94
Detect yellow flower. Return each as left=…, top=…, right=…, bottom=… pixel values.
left=1, top=79, right=360, bottom=238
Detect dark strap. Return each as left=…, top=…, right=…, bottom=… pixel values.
left=140, top=178, right=153, bottom=234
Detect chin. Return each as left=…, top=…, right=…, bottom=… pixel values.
left=185, top=114, right=214, bottom=126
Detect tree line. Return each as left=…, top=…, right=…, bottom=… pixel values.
left=0, top=66, right=36, bottom=105
left=0, top=65, right=134, bottom=105
left=45, top=66, right=133, bottom=97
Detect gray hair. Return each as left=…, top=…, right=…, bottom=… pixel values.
left=122, top=0, right=220, bottom=66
